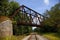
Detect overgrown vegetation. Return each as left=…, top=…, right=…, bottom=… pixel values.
left=0, top=0, right=32, bottom=40
left=0, top=35, right=26, bottom=40
left=43, top=33, right=60, bottom=40
left=34, top=3, right=60, bottom=40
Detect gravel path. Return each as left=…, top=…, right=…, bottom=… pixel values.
left=36, top=35, right=48, bottom=40
left=29, top=35, right=37, bottom=40
left=22, top=34, right=48, bottom=40
left=22, top=35, right=31, bottom=40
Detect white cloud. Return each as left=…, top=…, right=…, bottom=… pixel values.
left=44, top=0, right=49, bottom=5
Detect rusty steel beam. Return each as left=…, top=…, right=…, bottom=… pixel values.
left=10, top=5, right=47, bottom=18
left=17, top=22, right=42, bottom=27
left=22, top=5, right=45, bottom=17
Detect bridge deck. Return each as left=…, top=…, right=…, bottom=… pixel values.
left=17, top=22, right=42, bottom=27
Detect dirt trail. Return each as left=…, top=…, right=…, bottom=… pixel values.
left=22, top=34, right=48, bottom=40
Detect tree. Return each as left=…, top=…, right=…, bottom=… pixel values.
left=43, top=3, right=60, bottom=33
left=0, top=0, right=9, bottom=16
left=9, top=1, right=32, bottom=35
left=9, top=1, right=20, bottom=16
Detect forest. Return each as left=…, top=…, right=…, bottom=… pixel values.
left=0, top=0, right=60, bottom=40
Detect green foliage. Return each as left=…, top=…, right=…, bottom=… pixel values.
left=12, top=10, right=32, bottom=35
left=0, top=0, right=32, bottom=36
left=34, top=3, right=60, bottom=34
left=0, top=0, right=9, bottom=16
left=43, top=33, right=60, bottom=40
left=9, top=1, right=20, bottom=16
left=44, top=3, right=60, bottom=26
left=34, top=27, right=40, bottom=33
left=13, top=24, right=32, bottom=35
left=43, top=3, right=60, bottom=33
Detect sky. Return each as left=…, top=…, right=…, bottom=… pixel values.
left=14, top=0, right=58, bottom=14
left=14, top=0, right=59, bottom=29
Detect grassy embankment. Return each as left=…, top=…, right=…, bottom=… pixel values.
left=43, top=33, right=60, bottom=40
left=0, top=35, right=26, bottom=40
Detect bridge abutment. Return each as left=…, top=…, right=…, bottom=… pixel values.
left=0, top=16, right=13, bottom=37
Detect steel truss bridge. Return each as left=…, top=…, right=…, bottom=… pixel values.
left=10, top=5, right=47, bottom=27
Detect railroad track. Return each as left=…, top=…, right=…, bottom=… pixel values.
left=22, top=33, right=48, bottom=40
left=28, top=33, right=37, bottom=40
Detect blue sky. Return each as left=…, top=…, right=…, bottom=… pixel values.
left=14, top=0, right=58, bottom=14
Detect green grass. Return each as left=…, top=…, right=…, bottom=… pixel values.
left=43, top=33, right=60, bottom=40
left=0, top=35, right=26, bottom=40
